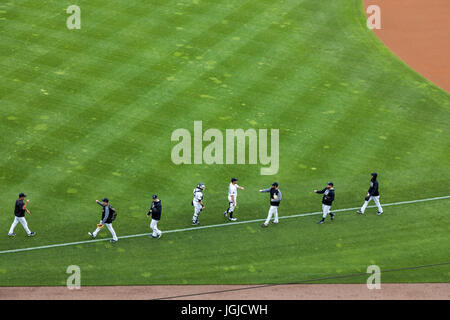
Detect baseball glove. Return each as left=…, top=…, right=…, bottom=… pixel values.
left=97, top=224, right=104, bottom=229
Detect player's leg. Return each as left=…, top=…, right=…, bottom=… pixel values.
left=373, top=196, right=383, bottom=214
left=8, top=217, right=19, bottom=235
left=224, top=199, right=231, bottom=217
left=359, top=196, right=373, bottom=214
left=106, top=223, right=118, bottom=241
left=17, top=217, right=32, bottom=235
left=228, top=202, right=236, bottom=221
left=272, top=206, right=279, bottom=223
left=153, top=219, right=162, bottom=237
left=318, top=205, right=329, bottom=223
left=92, top=221, right=103, bottom=237
left=262, top=206, right=274, bottom=227
left=150, top=219, right=159, bottom=237
left=193, top=204, right=201, bottom=224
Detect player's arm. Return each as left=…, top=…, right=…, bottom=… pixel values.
left=314, top=188, right=326, bottom=194
left=275, top=190, right=282, bottom=201
left=22, top=200, right=31, bottom=214
left=237, top=185, right=244, bottom=190
left=22, top=199, right=30, bottom=209
left=259, top=188, right=270, bottom=193
left=231, top=194, right=235, bottom=205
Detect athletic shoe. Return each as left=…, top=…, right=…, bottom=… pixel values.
left=330, top=213, right=335, bottom=220
left=357, top=210, right=364, bottom=214
left=150, top=235, right=157, bottom=238
left=28, top=232, right=36, bottom=237
left=271, top=221, right=279, bottom=224
left=224, top=211, right=228, bottom=217
left=229, top=217, right=237, bottom=222
left=377, top=211, right=383, bottom=215
left=88, top=232, right=96, bottom=239
left=192, top=220, right=200, bottom=225
left=157, top=233, right=162, bottom=239
left=261, top=223, right=268, bottom=227
left=317, top=220, right=324, bottom=224
left=8, top=233, right=16, bottom=237
left=110, top=239, right=118, bottom=243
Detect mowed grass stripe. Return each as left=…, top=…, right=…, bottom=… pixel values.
left=1, top=195, right=448, bottom=255
left=99, top=1, right=345, bottom=207
left=0, top=0, right=256, bottom=101
left=3, top=0, right=314, bottom=193
left=0, top=1, right=148, bottom=81
left=0, top=1, right=260, bottom=176
left=60, top=0, right=349, bottom=195
left=0, top=0, right=213, bottom=115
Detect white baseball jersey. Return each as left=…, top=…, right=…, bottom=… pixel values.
left=228, top=183, right=239, bottom=203
left=193, top=188, right=203, bottom=205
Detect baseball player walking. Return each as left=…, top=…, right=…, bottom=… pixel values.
left=357, top=172, right=383, bottom=215
left=8, top=192, right=36, bottom=237
left=88, top=198, right=118, bottom=243
left=192, top=183, right=205, bottom=225
left=315, top=182, right=335, bottom=224
left=147, top=195, right=162, bottom=239
left=260, top=182, right=281, bottom=227
left=224, top=178, right=244, bottom=222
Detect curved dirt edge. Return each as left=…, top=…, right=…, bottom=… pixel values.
left=363, top=0, right=450, bottom=92
left=1, top=283, right=449, bottom=300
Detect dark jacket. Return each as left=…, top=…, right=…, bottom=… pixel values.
left=97, top=202, right=113, bottom=224
left=368, top=179, right=380, bottom=196
left=261, top=188, right=282, bottom=207
left=316, top=188, right=335, bottom=206
left=14, top=199, right=25, bottom=217
left=149, top=200, right=162, bottom=221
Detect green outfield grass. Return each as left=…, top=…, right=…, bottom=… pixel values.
left=0, top=0, right=449, bottom=286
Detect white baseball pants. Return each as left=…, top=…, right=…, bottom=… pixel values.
left=360, top=196, right=383, bottom=213
left=322, top=204, right=331, bottom=218
left=9, top=217, right=32, bottom=235
left=264, top=206, right=279, bottom=225
left=192, top=202, right=203, bottom=222
left=227, top=201, right=236, bottom=213
left=150, top=219, right=162, bottom=237
left=93, top=221, right=118, bottom=241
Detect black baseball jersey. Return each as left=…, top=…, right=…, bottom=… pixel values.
left=368, top=180, right=380, bottom=196
left=317, top=188, right=335, bottom=206
left=97, top=202, right=113, bottom=224
left=261, top=188, right=282, bottom=206
left=14, top=199, right=25, bottom=217
left=150, top=200, right=162, bottom=221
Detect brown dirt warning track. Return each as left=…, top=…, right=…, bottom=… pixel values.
left=1, top=1, right=449, bottom=300
left=0, top=283, right=449, bottom=300
left=364, top=0, right=450, bottom=92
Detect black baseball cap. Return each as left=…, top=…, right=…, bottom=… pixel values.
left=328, top=182, right=334, bottom=186
left=231, top=178, right=238, bottom=183
left=102, top=198, right=109, bottom=203
left=272, top=182, right=278, bottom=187
left=19, top=192, right=26, bottom=198
left=152, top=194, right=158, bottom=199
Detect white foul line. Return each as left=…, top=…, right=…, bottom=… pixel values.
left=1, top=195, right=449, bottom=255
